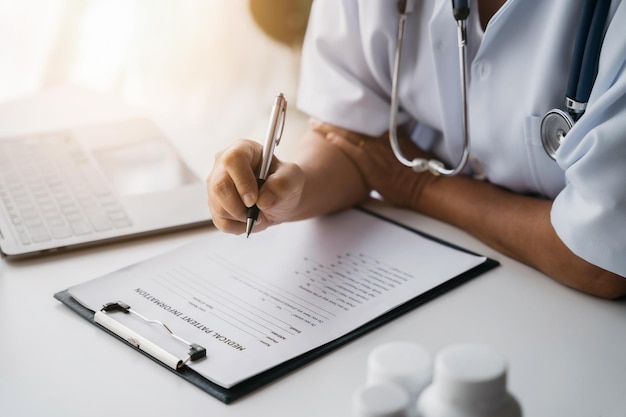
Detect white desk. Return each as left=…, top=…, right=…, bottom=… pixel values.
left=1, top=89, right=625, bottom=417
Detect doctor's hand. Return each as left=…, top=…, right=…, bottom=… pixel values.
left=207, top=139, right=305, bottom=235
left=310, top=119, right=437, bottom=211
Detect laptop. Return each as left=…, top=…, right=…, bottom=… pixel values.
left=0, top=118, right=212, bottom=259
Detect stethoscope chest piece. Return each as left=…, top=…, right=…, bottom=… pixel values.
left=539, top=0, right=611, bottom=161
left=540, top=109, right=573, bottom=160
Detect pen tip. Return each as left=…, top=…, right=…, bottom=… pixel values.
left=245, top=218, right=254, bottom=238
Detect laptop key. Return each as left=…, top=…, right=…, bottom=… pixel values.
left=85, top=210, right=113, bottom=232
left=70, top=220, right=93, bottom=236
left=50, top=226, right=73, bottom=239
left=17, top=230, right=31, bottom=245
left=28, top=226, right=51, bottom=243
left=112, top=218, right=132, bottom=229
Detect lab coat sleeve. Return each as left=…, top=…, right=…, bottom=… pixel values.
left=551, top=2, right=626, bottom=277
left=296, top=0, right=398, bottom=136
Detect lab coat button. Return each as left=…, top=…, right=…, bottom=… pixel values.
left=470, top=155, right=487, bottom=180
left=473, top=61, right=490, bottom=78
left=434, top=40, right=447, bottom=52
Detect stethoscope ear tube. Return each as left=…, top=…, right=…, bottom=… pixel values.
left=389, top=1, right=470, bottom=176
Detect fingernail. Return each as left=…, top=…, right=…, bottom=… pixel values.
left=309, top=118, right=321, bottom=128
left=242, top=193, right=255, bottom=207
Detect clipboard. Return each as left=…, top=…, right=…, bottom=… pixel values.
left=54, top=208, right=499, bottom=404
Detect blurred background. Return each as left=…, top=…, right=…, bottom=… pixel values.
left=0, top=0, right=312, bottom=125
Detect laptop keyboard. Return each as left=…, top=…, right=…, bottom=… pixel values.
left=0, top=134, right=132, bottom=245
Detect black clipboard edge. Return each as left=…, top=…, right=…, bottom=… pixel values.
left=54, top=210, right=499, bottom=404
left=357, top=206, right=486, bottom=257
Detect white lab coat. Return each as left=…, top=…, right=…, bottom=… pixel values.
left=297, top=0, right=626, bottom=277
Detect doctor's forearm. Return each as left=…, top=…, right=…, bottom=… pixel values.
left=418, top=176, right=626, bottom=299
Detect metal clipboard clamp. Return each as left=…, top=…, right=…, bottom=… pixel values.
left=94, top=301, right=206, bottom=370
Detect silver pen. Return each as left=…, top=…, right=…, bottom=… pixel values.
left=246, top=93, right=288, bottom=237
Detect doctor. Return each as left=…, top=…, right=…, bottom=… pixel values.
left=207, top=0, right=626, bottom=299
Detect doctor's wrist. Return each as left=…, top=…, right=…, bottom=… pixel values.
left=408, top=171, right=443, bottom=214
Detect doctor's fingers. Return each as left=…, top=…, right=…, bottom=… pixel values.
left=255, top=160, right=305, bottom=224
left=213, top=139, right=265, bottom=205
left=324, top=131, right=385, bottom=169
left=212, top=161, right=305, bottom=236
left=207, top=140, right=261, bottom=232
left=323, top=131, right=433, bottom=208
left=207, top=157, right=304, bottom=235
left=207, top=168, right=249, bottom=234
left=309, top=119, right=377, bottom=145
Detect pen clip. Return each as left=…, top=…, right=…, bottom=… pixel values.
left=258, top=93, right=288, bottom=181
left=274, top=95, right=287, bottom=146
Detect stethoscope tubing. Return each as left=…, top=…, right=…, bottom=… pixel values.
left=541, top=0, right=610, bottom=159
left=391, top=1, right=609, bottom=169
left=389, top=1, right=470, bottom=176
left=575, top=0, right=610, bottom=106
left=388, top=6, right=415, bottom=169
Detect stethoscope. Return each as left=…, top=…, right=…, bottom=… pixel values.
left=541, top=0, right=610, bottom=160
left=389, top=0, right=610, bottom=176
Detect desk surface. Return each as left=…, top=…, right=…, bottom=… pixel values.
left=1, top=89, right=625, bottom=417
